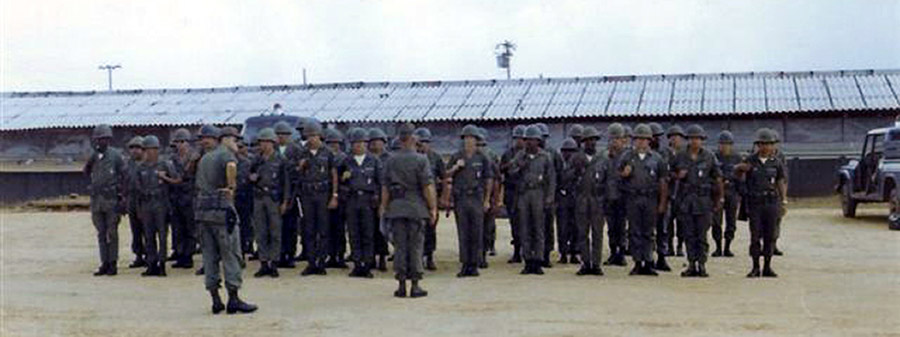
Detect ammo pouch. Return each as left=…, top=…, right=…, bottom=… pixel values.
left=389, top=184, right=406, bottom=199
left=194, top=192, right=232, bottom=225
left=303, top=180, right=330, bottom=193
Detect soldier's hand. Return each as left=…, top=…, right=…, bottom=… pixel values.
left=279, top=202, right=288, bottom=215
left=676, top=169, right=688, bottom=179
left=657, top=203, right=667, bottom=215
left=156, top=170, right=167, bottom=179
left=327, top=196, right=338, bottom=209
left=341, top=171, right=351, bottom=181
left=483, top=200, right=491, bottom=212
left=249, top=173, right=259, bottom=182
left=218, top=188, right=234, bottom=202
left=622, top=165, right=632, bottom=177
left=455, top=159, right=465, bottom=169
left=298, top=159, right=308, bottom=170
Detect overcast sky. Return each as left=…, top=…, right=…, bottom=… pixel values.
left=2, top=0, right=898, bottom=92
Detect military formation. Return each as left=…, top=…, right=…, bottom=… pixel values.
left=86, top=117, right=789, bottom=311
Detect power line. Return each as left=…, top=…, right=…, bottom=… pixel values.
left=98, top=64, right=121, bottom=91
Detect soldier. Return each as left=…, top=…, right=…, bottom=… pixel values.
left=235, top=137, right=256, bottom=259
left=136, top=135, right=182, bottom=277
left=368, top=128, right=391, bottom=271
left=342, top=128, right=382, bottom=278
left=556, top=138, right=579, bottom=264
left=735, top=128, right=786, bottom=278
left=477, top=127, right=502, bottom=262
left=568, top=124, right=584, bottom=148
left=443, top=125, right=494, bottom=277
left=169, top=128, right=201, bottom=269
left=672, top=125, right=723, bottom=277
left=648, top=122, right=672, bottom=271
left=713, top=130, right=741, bottom=257
left=535, top=122, right=563, bottom=267
left=569, top=126, right=608, bottom=275
left=84, top=124, right=126, bottom=276
left=415, top=127, right=446, bottom=270
left=194, top=125, right=257, bottom=314
left=274, top=121, right=302, bottom=268
left=771, top=130, right=788, bottom=256
left=124, top=136, right=147, bottom=269
left=297, top=121, right=340, bottom=276
left=249, top=128, right=290, bottom=278
left=619, top=124, right=669, bottom=276
left=500, top=125, right=527, bottom=263
left=603, top=123, right=629, bottom=267
left=666, top=125, right=687, bottom=257
left=325, top=128, right=349, bottom=269
left=382, top=123, right=438, bottom=298
left=509, top=125, right=556, bottom=275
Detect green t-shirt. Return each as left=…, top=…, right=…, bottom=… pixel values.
left=195, top=145, right=237, bottom=194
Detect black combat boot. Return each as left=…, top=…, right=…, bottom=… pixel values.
left=592, top=265, right=605, bottom=276
left=611, top=250, right=627, bottom=266
left=641, top=262, right=658, bottom=276
left=520, top=261, right=532, bottom=275
left=676, top=241, right=685, bottom=257
left=712, top=239, right=723, bottom=257
left=334, top=255, right=348, bottom=269
left=696, top=262, right=708, bottom=278
left=394, top=280, right=407, bottom=298
left=210, top=289, right=225, bottom=314
left=195, top=266, right=205, bottom=276
left=541, top=253, right=552, bottom=268
left=762, top=257, right=778, bottom=278
left=747, top=257, right=761, bottom=278
left=129, top=257, right=147, bottom=269
left=156, top=262, right=165, bottom=277
left=654, top=254, right=671, bottom=272
left=456, top=264, right=468, bottom=278
left=106, top=262, right=117, bottom=276
left=468, top=264, right=480, bottom=277
left=557, top=253, right=568, bottom=264
left=487, top=242, right=496, bottom=256
left=533, top=261, right=545, bottom=275
left=361, top=263, right=374, bottom=278
left=377, top=255, right=388, bottom=271
left=254, top=262, right=270, bottom=278
left=603, top=246, right=618, bottom=266
left=478, top=253, right=489, bottom=269
left=666, top=239, right=675, bottom=256
left=569, top=254, right=581, bottom=265
left=300, top=263, right=318, bottom=276
left=508, top=246, right=522, bottom=264
left=629, top=262, right=641, bottom=276
left=681, top=261, right=698, bottom=277
left=773, top=246, right=784, bottom=256
left=269, top=262, right=279, bottom=278
left=141, top=263, right=159, bottom=277
left=723, top=239, right=734, bottom=257
left=576, top=264, right=591, bottom=276
left=93, top=262, right=108, bottom=276
left=425, top=253, right=437, bottom=271
left=167, top=253, right=179, bottom=262
left=226, top=289, right=258, bottom=314
left=409, top=280, right=428, bottom=298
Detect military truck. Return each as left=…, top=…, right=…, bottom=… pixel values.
left=240, top=113, right=316, bottom=143
left=836, top=124, right=900, bottom=229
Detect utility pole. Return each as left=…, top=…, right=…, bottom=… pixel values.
left=98, top=64, right=121, bottom=91
left=495, top=40, right=516, bottom=80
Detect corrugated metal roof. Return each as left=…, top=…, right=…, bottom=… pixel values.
left=2, top=69, right=898, bottom=130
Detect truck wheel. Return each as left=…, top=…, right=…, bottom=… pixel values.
left=842, top=183, right=857, bottom=218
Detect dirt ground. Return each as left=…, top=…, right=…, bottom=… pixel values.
left=1, top=202, right=898, bottom=337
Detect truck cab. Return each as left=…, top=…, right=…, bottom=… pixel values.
left=837, top=126, right=900, bottom=221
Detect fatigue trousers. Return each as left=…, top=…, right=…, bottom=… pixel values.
left=91, top=204, right=120, bottom=265
left=201, top=222, right=244, bottom=291
left=454, top=196, right=484, bottom=265
left=301, top=192, right=330, bottom=265
left=281, top=201, right=300, bottom=260
left=504, top=190, right=520, bottom=250
left=626, top=194, right=657, bottom=263
left=424, top=218, right=437, bottom=255
left=680, top=212, right=711, bottom=264
left=556, top=199, right=577, bottom=256
left=668, top=197, right=684, bottom=246
left=236, top=191, right=254, bottom=253
left=346, top=193, right=376, bottom=265
left=655, top=208, right=670, bottom=256
left=391, top=218, right=425, bottom=281
left=253, top=196, right=282, bottom=262
left=483, top=210, right=496, bottom=253
left=713, top=192, right=738, bottom=243
left=328, top=204, right=347, bottom=259
left=127, top=207, right=145, bottom=260
left=517, top=189, right=546, bottom=262
left=170, top=197, right=197, bottom=259
left=605, top=198, right=627, bottom=253
left=576, top=196, right=604, bottom=267
left=543, top=205, right=555, bottom=256
left=139, top=203, right=169, bottom=266
left=748, top=198, right=779, bottom=258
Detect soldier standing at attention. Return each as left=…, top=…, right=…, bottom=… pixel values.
left=665, top=125, right=687, bottom=257
left=647, top=122, right=672, bottom=271
left=713, top=130, right=741, bottom=257
left=672, top=125, right=723, bottom=277
left=325, top=128, right=350, bottom=269
left=500, top=125, right=527, bottom=263
left=603, top=123, right=629, bottom=267
left=84, top=124, right=127, bottom=276
left=297, top=121, right=340, bottom=276
left=556, top=138, right=579, bottom=264
left=414, top=127, right=445, bottom=271
left=535, top=123, right=562, bottom=267
left=136, top=135, right=182, bottom=277
left=735, top=128, right=787, bottom=278
left=368, top=128, right=392, bottom=271
left=509, top=125, right=556, bottom=275
left=382, top=123, right=438, bottom=298
left=194, top=125, right=257, bottom=314
left=235, top=137, right=256, bottom=259
left=274, top=121, right=302, bottom=268
left=569, top=126, right=608, bottom=276
left=619, top=124, right=668, bottom=276
left=443, top=125, right=494, bottom=277
left=249, top=128, right=290, bottom=278
left=476, top=127, right=502, bottom=262
left=343, top=128, right=382, bottom=278
left=771, top=130, right=788, bottom=256
left=124, top=136, right=147, bottom=269
left=169, top=128, right=201, bottom=269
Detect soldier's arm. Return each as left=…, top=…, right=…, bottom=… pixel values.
left=281, top=161, right=291, bottom=203
left=161, top=162, right=182, bottom=184
left=545, top=157, right=557, bottom=203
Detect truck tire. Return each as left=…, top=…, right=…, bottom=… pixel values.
left=842, top=183, right=857, bottom=218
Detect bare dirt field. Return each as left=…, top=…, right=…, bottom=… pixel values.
left=1, top=201, right=898, bottom=337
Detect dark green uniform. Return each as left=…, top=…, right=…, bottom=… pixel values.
left=714, top=150, right=742, bottom=250
left=328, top=148, right=349, bottom=266
left=136, top=158, right=180, bottom=270
left=500, top=146, right=523, bottom=260
left=569, top=151, right=610, bottom=269
left=544, top=147, right=565, bottom=261
left=480, top=147, right=500, bottom=257
left=672, top=148, right=721, bottom=266
left=298, top=146, right=338, bottom=269
left=279, top=141, right=304, bottom=264
left=509, top=150, right=557, bottom=263
left=125, top=155, right=145, bottom=265
left=340, top=153, right=382, bottom=269
left=447, top=150, right=494, bottom=267
left=85, top=147, right=126, bottom=270
left=251, top=151, right=290, bottom=263
left=169, top=150, right=201, bottom=265
left=422, top=149, right=445, bottom=257
left=556, top=152, right=578, bottom=261
left=195, top=145, right=243, bottom=292
left=619, top=149, right=668, bottom=264
left=384, top=148, right=433, bottom=282
left=373, top=151, right=392, bottom=263
left=236, top=152, right=255, bottom=255
left=743, top=154, right=785, bottom=259
left=604, top=148, right=628, bottom=264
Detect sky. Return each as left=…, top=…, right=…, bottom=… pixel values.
left=2, top=0, right=899, bottom=92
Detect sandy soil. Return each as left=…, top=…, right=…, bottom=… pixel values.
left=1, top=204, right=898, bottom=337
